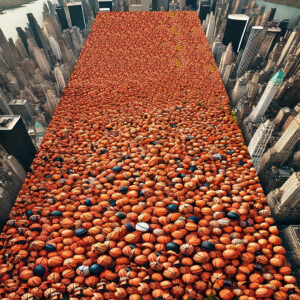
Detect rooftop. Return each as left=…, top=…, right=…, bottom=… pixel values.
left=0, top=116, right=20, bottom=130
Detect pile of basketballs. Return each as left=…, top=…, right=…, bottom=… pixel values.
left=0, top=11, right=299, bottom=300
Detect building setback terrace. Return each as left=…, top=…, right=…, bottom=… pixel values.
left=0, top=11, right=299, bottom=299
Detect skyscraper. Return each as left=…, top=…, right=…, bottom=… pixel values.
left=98, top=0, right=113, bottom=11
left=278, top=172, right=300, bottom=210
left=258, top=112, right=300, bottom=173
left=247, top=70, right=284, bottom=123
left=206, top=12, right=215, bottom=45
left=231, top=74, right=247, bottom=105
left=67, top=2, right=86, bottom=30
left=279, top=19, right=289, bottom=37
left=277, top=25, right=300, bottom=67
left=0, top=116, right=36, bottom=172
left=257, top=27, right=281, bottom=61
left=198, top=2, right=211, bottom=22
left=248, top=119, right=274, bottom=168
left=8, top=99, right=34, bottom=126
left=266, top=7, right=276, bottom=22
left=27, top=13, right=49, bottom=50
left=222, top=14, right=249, bottom=52
left=56, top=6, right=70, bottom=31
left=0, top=88, right=12, bottom=115
left=237, top=26, right=264, bottom=77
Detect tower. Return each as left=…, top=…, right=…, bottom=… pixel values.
left=206, top=12, right=215, bottom=45
left=98, top=0, right=113, bottom=11
left=247, top=119, right=274, bottom=169
left=0, top=116, right=36, bottom=172
left=266, top=7, right=276, bottom=22
left=67, top=2, right=86, bottom=30
left=8, top=100, right=34, bottom=126
left=257, top=27, right=281, bottom=61
left=231, top=75, right=247, bottom=105
left=56, top=6, right=70, bottom=31
left=222, top=14, right=249, bottom=53
left=247, top=70, right=284, bottom=123
left=237, top=26, right=264, bottom=78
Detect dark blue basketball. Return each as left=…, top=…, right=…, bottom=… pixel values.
left=116, top=212, right=126, bottom=219
left=125, top=223, right=135, bottom=232
left=227, top=211, right=240, bottom=220
left=84, top=198, right=92, bottom=206
left=167, top=204, right=178, bottom=212
left=89, top=264, right=103, bottom=275
left=189, top=166, right=197, bottom=171
left=25, top=210, right=32, bottom=219
left=224, top=279, right=232, bottom=288
left=34, top=265, right=46, bottom=277
left=44, top=244, right=56, bottom=252
left=201, top=241, right=215, bottom=251
left=166, top=242, right=180, bottom=252
left=50, top=211, right=62, bottom=217
left=112, top=165, right=122, bottom=172
left=188, top=216, right=199, bottom=223
left=109, top=200, right=116, bottom=207
left=120, top=186, right=128, bottom=194
left=75, top=228, right=88, bottom=237
left=100, top=148, right=107, bottom=154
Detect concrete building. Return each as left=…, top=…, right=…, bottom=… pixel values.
left=267, top=172, right=300, bottom=223
left=259, top=112, right=300, bottom=173
left=237, top=26, right=265, bottom=77
left=248, top=119, right=274, bottom=169
left=67, top=2, right=86, bottom=30
left=277, top=25, right=300, bottom=67
left=0, top=116, right=36, bottom=172
left=231, top=75, right=247, bottom=105
left=247, top=70, right=284, bottom=123
left=257, top=27, right=281, bottom=61
left=222, top=14, right=249, bottom=53
left=206, top=12, right=215, bottom=45
left=8, top=99, right=34, bottom=126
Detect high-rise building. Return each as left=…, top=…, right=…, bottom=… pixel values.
left=0, top=88, right=12, bottom=115
left=0, top=116, right=36, bottom=172
left=259, top=112, right=300, bottom=173
left=271, top=112, right=300, bottom=160
left=248, top=119, right=274, bottom=168
left=257, top=27, right=281, bottom=61
left=98, top=0, right=113, bottom=11
left=247, top=70, right=284, bottom=123
left=237, top=26, right=264, bottom=77
left=222, top=14, right=249, bottom=53
left=219, top=43, right=234, bottom=75
left=279, top=19, right=289, bottom=37
left=27, top=13, right=49, bottom=51
left=231, top=74, right=247, bottom=105
left=56, top=6, right=70, bottom=31
left=67, top=2, right=86, bottom=30
left=198, top=2, right=211, bottom=22
left=266, top=7, right=276, bottom=22
left=206, top=12, right=215, bottom=45
left=278, top=172, right=300, bottom=210
left=277, top=25, right=300, bottom=67
left=8, top=99, right=34, bottom=125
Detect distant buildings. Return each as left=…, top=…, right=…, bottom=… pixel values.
left=248, top=119, right=274, bottom=168
left=67, top=2, right=86, bottom=30
left=222, top=14, right=249, bottom=52
left=237, top=26, right=264, bottom=77
left=267, top=172, right=300, bottom=223
left=246, top=70, right=284, bottom=123
left=0, top=116, right=36, bottom=172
